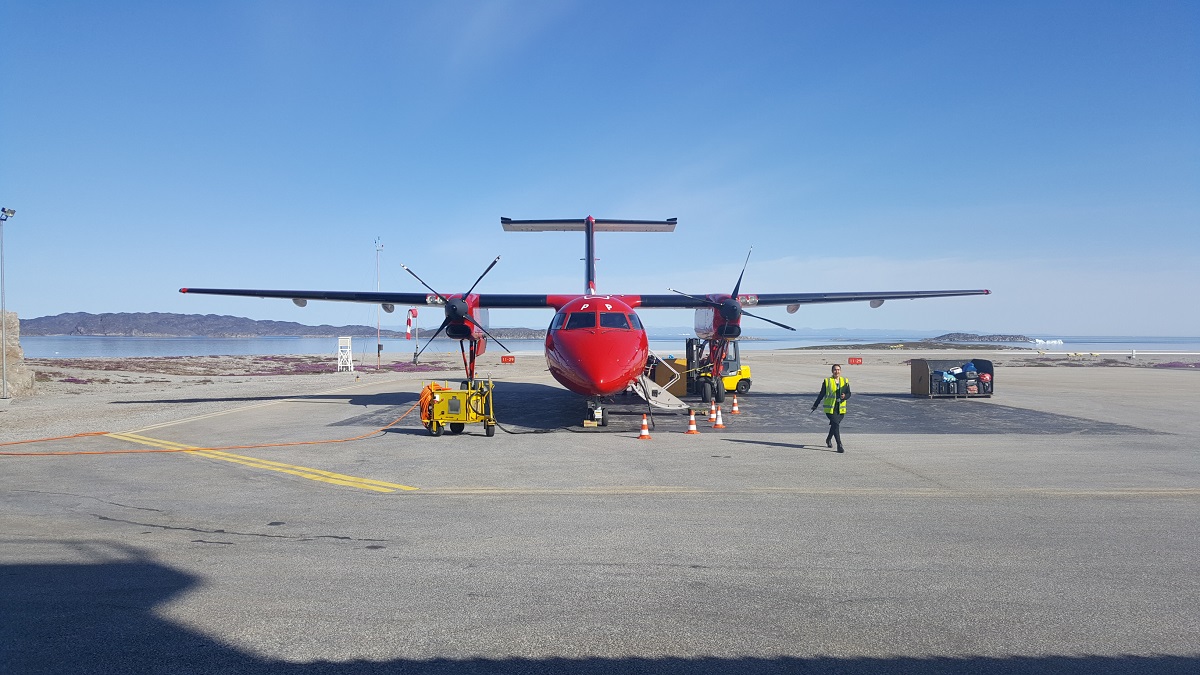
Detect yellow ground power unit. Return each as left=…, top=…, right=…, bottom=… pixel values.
left=419, top=380, right=497, bottom=437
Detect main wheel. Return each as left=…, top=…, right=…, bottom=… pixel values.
left=735, top=379, right=751, bottom=394
left=449, top=423, right=465, bottom=434
left=713, top=382, right=726, bottom=403
left=699, top=379, right=714, bottom=403
left=600, top=408, right=609, bottom=427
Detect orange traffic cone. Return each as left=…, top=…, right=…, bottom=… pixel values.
left=730, top=395, right=741, bottom=414
left=638, top=414, right=652, bottom=440
left=712, top=405, right=726, bottom=429
left=684, top=409, right=700, bottom=434
left=708, top=401, right=717, bottom=423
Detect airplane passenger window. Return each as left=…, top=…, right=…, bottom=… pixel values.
left=565, top=312, right=597, bottom=330
left=599, top=312, right=630, bottom=329
left=550, top=313, right=566, bottom=330
left=627, top=313, right=643, bottom=330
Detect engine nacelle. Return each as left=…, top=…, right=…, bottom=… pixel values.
left=445, top=298, right=489, bottom=341
left=694, top=305, right=742, bottom=340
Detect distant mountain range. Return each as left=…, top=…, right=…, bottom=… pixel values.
left=23, top=312, right=547, bottom=339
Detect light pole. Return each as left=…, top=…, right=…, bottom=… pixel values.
left=1, top=207, right=15, bottom=400
left=375, top=237, right=383, bottom=371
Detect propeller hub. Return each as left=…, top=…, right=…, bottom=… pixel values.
left=718, top=298, right=742, bottom=321
left=446, top=297, right=469, bottom=321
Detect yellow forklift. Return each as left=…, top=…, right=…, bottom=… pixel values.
left=420, top=379, right=497, bottom=437
left=684, top=338, right=751, bottom=403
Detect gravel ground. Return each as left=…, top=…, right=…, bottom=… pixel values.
left=1, top=354, right=459, bottom=443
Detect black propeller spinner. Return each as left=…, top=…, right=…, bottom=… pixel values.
left=400, top=256, right=511, bottom=363
left=669, top=247, right=797, bottom=332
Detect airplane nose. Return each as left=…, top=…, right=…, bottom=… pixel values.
left=573, top=354, right=628, bottom=393
left=546, top=329, right=648, bottom=397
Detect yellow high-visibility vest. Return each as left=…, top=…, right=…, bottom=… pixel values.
left=823, top=376, right=848, bottom=414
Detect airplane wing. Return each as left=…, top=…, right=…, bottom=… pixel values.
left=180, top=288, right=434, bottom=306
left=179, top=287, right=560, bottom=309
left=632, top=289, right=991, bottom=309
left=181, top=288, right=989, bottom=310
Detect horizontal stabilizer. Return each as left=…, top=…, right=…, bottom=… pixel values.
left=501, top=217, right=676, bottom=233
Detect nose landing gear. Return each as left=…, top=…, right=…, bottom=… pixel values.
left=585, top=399, right=609, bottom=427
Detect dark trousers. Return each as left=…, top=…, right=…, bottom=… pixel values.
left=825, top=412, right=845, bottom=450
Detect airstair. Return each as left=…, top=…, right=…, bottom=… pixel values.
left=633, top=352, right=689, bottom=411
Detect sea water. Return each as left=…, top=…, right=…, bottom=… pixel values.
left=19, top=334, right=1200, bottom=359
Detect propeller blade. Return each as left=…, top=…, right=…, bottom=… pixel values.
left=731, top=247, right=753, bottom=298
left=464, top=317, right=512, bottom=353
left=399, top=263, right=447, bottom=303
left=667, top=288, right=719, bottom=306
left=414, top=318, right=451, bottom=361
left=742, top=309, right=796, bottom=331
left=465, top=256, right=501, bottom=296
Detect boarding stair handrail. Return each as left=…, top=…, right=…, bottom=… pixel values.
left=636, top=351, right=689, bottom=410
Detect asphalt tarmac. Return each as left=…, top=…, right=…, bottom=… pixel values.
left=2, top=351, right=1198, bottom=674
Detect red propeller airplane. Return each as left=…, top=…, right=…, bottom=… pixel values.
left=181, top=216, right=989, bottom=424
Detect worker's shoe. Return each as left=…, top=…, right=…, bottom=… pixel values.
left=826, top=438, right=833, bottom=448
left=836, top=446, right=845, bottom=454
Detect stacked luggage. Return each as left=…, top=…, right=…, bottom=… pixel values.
left=910, top=359, right=994, bottom=398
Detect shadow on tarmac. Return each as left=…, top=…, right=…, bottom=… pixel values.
left=2, top=541, right=1193, bottom=675
left=721, top=438, right=826, bottom=451
left=110, top=385, right=1155, bottom=436
left=709, top=392, right=1156, bottom=436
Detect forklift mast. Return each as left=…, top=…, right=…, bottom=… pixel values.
left=685, top=338, right=741, bottom=395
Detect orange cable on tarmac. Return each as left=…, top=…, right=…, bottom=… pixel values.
left=0, top=431, right=111, bottom=446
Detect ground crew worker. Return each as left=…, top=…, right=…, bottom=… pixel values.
left=811, top=363, right=851, bottom=453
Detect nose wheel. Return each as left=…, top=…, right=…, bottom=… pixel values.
left=586, top=400, right=609, bottom=427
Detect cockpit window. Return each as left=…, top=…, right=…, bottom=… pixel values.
left=564, top=312, right=597, bottom=330
left=549, top=313, right=566, bottom=330
left=627, top=313, right=643, bottom=330
left=599, top=312, right=630, bottom=329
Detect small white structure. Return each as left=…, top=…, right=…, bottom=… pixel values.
left=337, top=337, right=354, bottom=372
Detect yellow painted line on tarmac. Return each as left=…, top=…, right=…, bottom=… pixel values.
left=109, top=433, right=196, bottom=450
left=185, top=450, right=414, bottom=493
left=107, top=432, right=417, bottom=493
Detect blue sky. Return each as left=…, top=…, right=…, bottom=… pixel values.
left=1, top=1, right=1197, bottom=336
